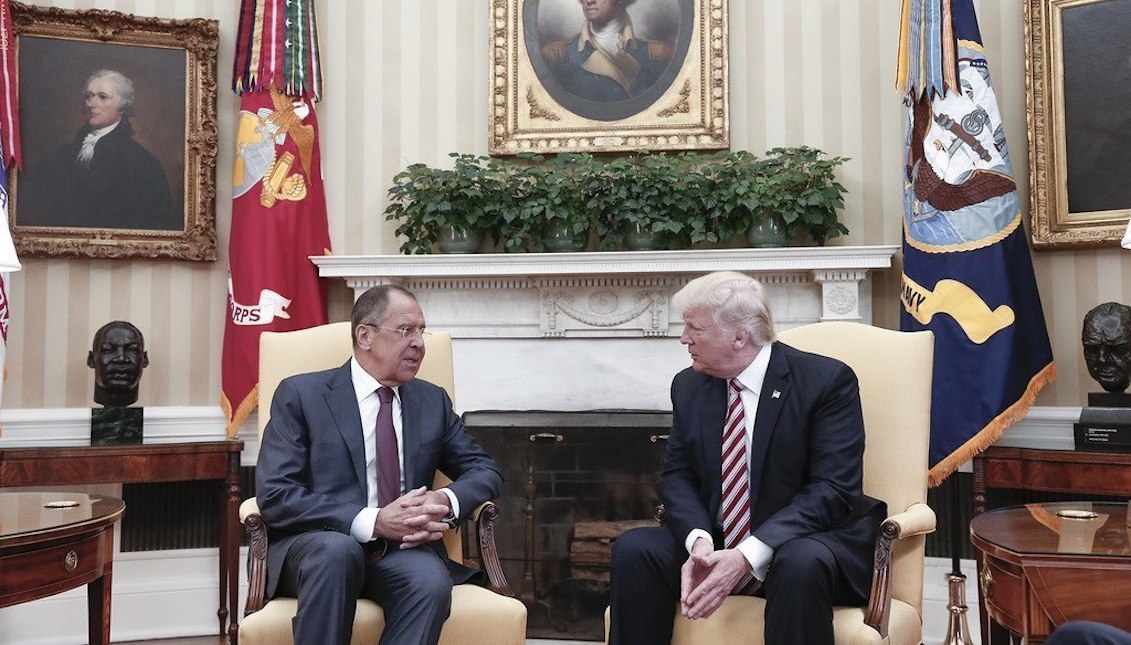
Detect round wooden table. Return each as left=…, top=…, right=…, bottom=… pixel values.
left=0, top=491, right=125, bottom=644
left=972, top=501, right=1131, bottom=644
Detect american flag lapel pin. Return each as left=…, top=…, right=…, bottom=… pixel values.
left=772, top=390, right=781, bottom=399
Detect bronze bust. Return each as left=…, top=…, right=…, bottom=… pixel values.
left=1082, top=302, right=1131, bottom=393
left=88, top=320, right=149, bottom=407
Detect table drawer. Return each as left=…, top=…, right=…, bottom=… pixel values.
left=0, top=533, right=107, bottom=602
left=982, top=555, right=1024, bottom=634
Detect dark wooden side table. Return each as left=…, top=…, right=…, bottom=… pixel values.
left=972, top=447, right=1131, bottom=644
left=0, top=441, right=243, bottom=643
left=0, top=491, right=125, bottom=645
left=971, top=501, right=1131, bottom=644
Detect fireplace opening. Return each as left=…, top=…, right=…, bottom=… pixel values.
left=464, top=410, right=671, bottom=641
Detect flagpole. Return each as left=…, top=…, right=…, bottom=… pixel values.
left=942, top=484, right=974, bottom=645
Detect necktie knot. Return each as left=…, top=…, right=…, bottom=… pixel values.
left=377, top=386, right=393, bottom=404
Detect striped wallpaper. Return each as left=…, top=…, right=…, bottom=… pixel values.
left=4, top=0, right=1121, bottom=411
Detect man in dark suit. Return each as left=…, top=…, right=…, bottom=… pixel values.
left=256, top=285, right=503, bottom=645
left=609, top=271, right=885, bottom=644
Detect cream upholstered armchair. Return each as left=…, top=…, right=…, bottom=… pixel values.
left=239, top=321, right=526, bottom=645
left=607, top=321, right=936, bottom=644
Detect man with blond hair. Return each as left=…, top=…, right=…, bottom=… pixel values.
left=610, top=271, right=885, bottom=644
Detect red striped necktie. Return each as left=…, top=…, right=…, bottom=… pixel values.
left=721, top=378, right=758, bottom=594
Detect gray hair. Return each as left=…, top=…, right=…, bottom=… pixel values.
left=85, top=69, right=135, bottom=116
left=672, top=271, right=776, bottom=346
left=351, top=285, right=418, bottom=347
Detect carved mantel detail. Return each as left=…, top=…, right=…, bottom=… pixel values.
left=312, top=247, right=898, bottom=339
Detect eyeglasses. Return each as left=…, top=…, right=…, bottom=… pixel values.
left=361, top=323, right=432, bottom=340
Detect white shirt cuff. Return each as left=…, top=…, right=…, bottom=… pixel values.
left=351, top=506, right=380, bottom=542
left=736, top=535, right=773, bottom=580
left=438, top=487, right=460, bottom=519
left=685, top=528, right=713, bottom=554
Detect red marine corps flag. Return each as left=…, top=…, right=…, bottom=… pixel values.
left=221, top=0, right=329, bottom=437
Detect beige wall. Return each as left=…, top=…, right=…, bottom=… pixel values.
left=4, top=0, right=1118, bottom=410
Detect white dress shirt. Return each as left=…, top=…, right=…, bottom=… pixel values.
left=347, top=357, right=459, bottom=543
left=75, top=121, right=121, bottom=166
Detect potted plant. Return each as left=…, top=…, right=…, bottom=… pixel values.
left=752, top=146, right=849, bottom=246
left=705, top=147, right=849, bottom=247
left=503, top=152, right=596, bottom=252
left=383, top=153, right=501, bottom=254
left=591, top=153, right=694, bottom=251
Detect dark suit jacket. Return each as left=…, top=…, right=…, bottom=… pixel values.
left=542, top=33, right=671, bottom=102
left=19, top=118, right=177, bottom=231
left=657, top=342, right=885, bottom=599
left=256, top=361, right=503, bottom=597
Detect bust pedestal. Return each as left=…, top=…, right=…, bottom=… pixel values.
left=1074, top=393, right=1131, bottom=452
left=90, top=407, right=143, bottom=446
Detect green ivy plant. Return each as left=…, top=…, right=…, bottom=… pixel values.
left=591, top=154, right=692, bottom=250
left=383, top=146, right=851, bottom=253
left=384, top=153, right=505, bottom=254
left=754, top=146, right=850, bottom=245
left=496, top=153, right=597, bottom=252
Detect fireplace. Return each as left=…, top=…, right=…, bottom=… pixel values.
left=464, top=410, right=670, bottom=640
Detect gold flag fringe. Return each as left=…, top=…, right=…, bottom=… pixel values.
left=927, top=361, right=1058, bottom=487
left=221, top=385, right=259, bottom=440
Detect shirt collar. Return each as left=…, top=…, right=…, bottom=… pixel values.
left=350, top=356, right=398, bottom=403
left=577, top=13, right=637, bottom=52
left=87, top=120, right=121, bottom=140
left=733, top=341, right=773, bottom=396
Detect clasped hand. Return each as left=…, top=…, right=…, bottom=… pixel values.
left=679, top=539, right=755, bottom=620
left=373, top=486, right=452, bottom=549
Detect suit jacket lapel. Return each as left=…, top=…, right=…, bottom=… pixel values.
left=324, top=361, right=368, bottom=495
left=748, top=344, right=791, bottom=508
left=699, top=378, right=728, bottom=518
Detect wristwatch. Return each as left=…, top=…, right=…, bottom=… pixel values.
left=440, top=515, right=459, bottom=530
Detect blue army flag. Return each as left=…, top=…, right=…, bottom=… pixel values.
left=896, top=0, right=1055, bottom=486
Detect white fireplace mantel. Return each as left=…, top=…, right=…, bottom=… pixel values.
left=314, top=247, right=897, bottom=411
left=313, top=246, right=899, bottom=340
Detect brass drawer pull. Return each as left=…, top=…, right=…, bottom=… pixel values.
left=650, top=434, right=670, bottom=443
left=64, top=550, right=78, bottom=572
left=979, top=566, right=993, bottom=598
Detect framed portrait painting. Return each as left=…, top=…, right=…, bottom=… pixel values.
left=489, top=0, right=728, bottom=154
left=9, top=2, right=219, bottom=261
left=1027, top=0, right=1131, bottom=249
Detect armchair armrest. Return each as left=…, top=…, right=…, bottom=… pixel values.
left=863, top=502, right=937, bottom=637
left=241, top=496, right=517, bottom=618
left=241, top=497, right=270, bottom=615
left=468, top=500, right=516, bottom=597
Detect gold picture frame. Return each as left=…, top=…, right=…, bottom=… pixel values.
left=1026, top=0, right=1131, bottom=249
left=9, top=2, right=219, bottom=261
left=489, top=0, right=728, bottom=154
